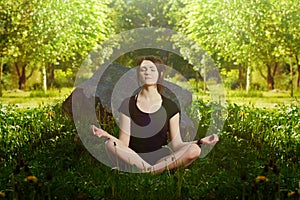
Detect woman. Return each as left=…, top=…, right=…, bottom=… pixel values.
left=91, top=55, right=218, bottom=173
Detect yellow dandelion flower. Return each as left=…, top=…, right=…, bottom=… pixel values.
left=45, top=111, right=54, bottom=118
left=288, top=191, right=295, bottom=197
left=24, top=175, right=38, bottom=183
left=238, top=111, right=244, bottom=116
left=255, top=175, right=269, bottom=183
left=0, top=191, right=5, bottom=198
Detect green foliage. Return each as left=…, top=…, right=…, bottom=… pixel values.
left=0, top=103, right=74, bottom=159
left=108, top=0, right=173, bottom=32
left=1, top=0, right=300, bottom=92
left=224, top=102, right=300, bottom=162
left=1, top=70, right=16, bottom=90
left=0, top=0, right=114, bottom=89
left=220, top=69, right=243, bottom=89
left=176, top=0, right=300, bottom=90
left=52, top=69, right=74, bottom=88
left=0, top=99, right=299, bottom=198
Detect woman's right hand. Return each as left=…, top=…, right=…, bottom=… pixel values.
left=90, top=125, right=109, bottom=139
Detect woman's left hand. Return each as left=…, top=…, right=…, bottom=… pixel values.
left=199, top=134, right=219, bottom=145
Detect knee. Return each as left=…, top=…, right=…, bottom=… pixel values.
left=186, top=143, right=201, bottom=160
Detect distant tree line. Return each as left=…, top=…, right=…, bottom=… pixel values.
left=0, top=0, right=299, bottom=95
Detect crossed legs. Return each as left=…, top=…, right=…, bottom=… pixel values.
left=91, top=125, right=201, bottom=173
left=104, top=139, right=201, bottom=173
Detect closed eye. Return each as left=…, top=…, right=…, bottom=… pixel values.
left=140, top=66, right=157, bottom=72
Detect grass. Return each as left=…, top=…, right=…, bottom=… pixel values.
left=0, top=88, right=299, bottom=199
left=228, top=90, right=299, bottom=108
left=0, top=98, right=299, bottom=199
left=0, top=88, right=73, bottom=108
left=196, top=89, right=300, bottom=108
left=1, top=88, right=299, bottom=109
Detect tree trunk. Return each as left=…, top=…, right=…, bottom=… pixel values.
left=296, top=55, right=300, bottom=88
left=48, top=64, right=55, bottom=89
left=15, top=62, right=34, bottom=90
left=245, top=65, right=251, bottom=92
left=290, top=57, right=294, bottom=97
left=238, top=65, right=245, bottom=89
left=266, top=64, right=274, bottom=90
left=42, top=64, right=47, bottom=92
left=267, top=62, right=279, bottom=90
left=0, top=58, right=3, bottom=97
left=259, top=63, right=278, bottom=90
left=16, top=63, right=27, bottom=90
left=203, top=66, right=206, bottom=93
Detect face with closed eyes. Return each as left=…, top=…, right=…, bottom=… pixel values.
left=138, top=60, right=160, bottom=86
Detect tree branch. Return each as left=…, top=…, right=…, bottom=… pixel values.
left=258, top=67, right=266, bottom=80
left=26, top=67, right=34, bottom=80
left=272, top=62, right=279, bottom=77
left=15, top=62, right=21, bottom=77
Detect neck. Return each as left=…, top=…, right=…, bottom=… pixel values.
left=139, top=85, right=160, bottom=100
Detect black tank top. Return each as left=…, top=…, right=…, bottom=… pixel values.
left=118, top=95, right=180, bottom=153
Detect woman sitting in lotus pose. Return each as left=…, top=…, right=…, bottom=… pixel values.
left=91, top=55, right=218, bottom=173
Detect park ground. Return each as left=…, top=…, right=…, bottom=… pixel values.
left=0, top=87, right=298, bottom=108
left=0, top=88, right=299, bottom=199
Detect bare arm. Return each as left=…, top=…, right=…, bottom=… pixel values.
left=118, top=113, right=131, bottom=146
left=90, top=113, right=131, bottom=147
left=169, top=113, right=219, bottom=150
left=169, top=113, right=186, bottom=151
left=91, top=113, right=153, bottom=171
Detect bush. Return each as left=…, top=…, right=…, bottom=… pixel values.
left=52, top=69, right=75, bottom=88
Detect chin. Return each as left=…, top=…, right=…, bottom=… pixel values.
left=142, top=83, right=157, bottom=87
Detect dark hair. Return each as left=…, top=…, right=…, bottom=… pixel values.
left=136, top=55, right=166, bottom=93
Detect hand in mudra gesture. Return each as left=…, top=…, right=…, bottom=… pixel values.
left=90, top=125, right=109, bottom=139
left=198, top=134, right=219, bottom=146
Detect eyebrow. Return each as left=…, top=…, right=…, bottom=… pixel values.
left=140, top=65, right=155, bottom=68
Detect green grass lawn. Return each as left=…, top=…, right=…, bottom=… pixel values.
left=196, top=89, right=300, bottom=108
left=0, top=88, right=73, bottom=108
left=0, top=89, right=299, bottom=199
left=1, top=88, right=299, bottom=109
left=227, top=90, right=299, bottom=107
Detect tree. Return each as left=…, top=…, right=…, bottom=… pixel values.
left=271, top=0, right=300, bottom=94
left=104, top=0, right=195, bottom=78
left=108, top=0, right=173, bottom=32
left=0, top=0, right=113, bottom=90
left=1, top=0, right=38, bottom=90
left=175, top=0, right=300, bottom=91
left=35, top=0, right=113, bottom=91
